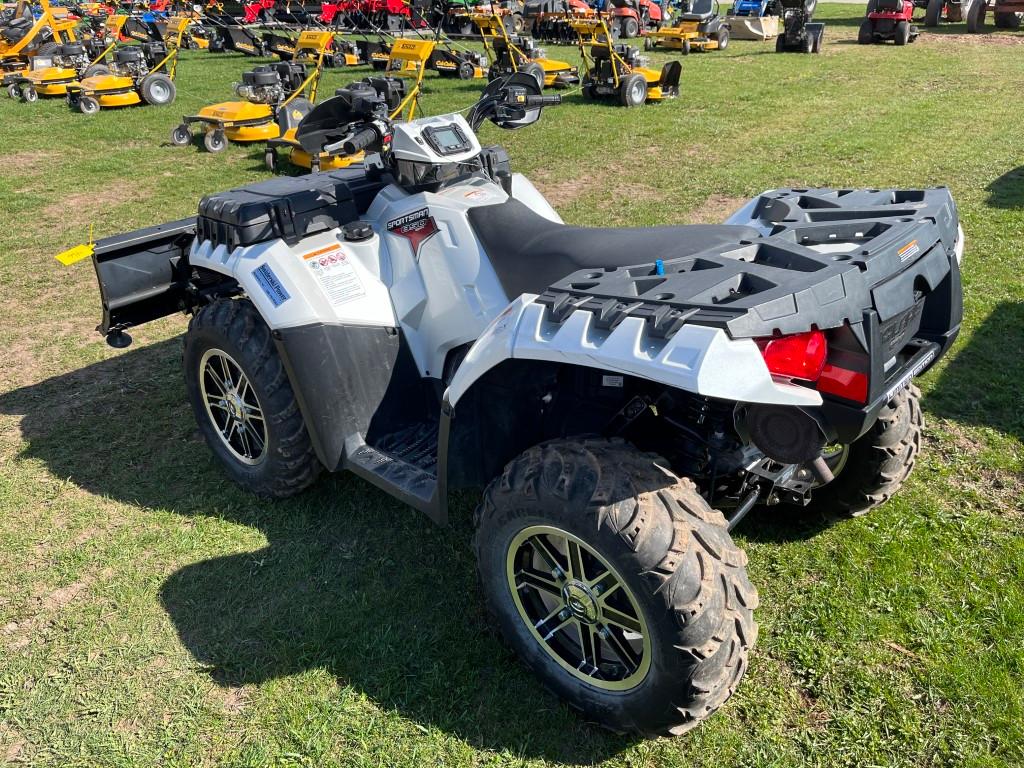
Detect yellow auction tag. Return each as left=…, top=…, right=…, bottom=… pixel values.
left=55, top=242, right=95, bottom=266
left=55, top=223, right=95, bottom=266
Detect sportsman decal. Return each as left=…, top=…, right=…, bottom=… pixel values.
left=387, top=208, right=439, bottom=258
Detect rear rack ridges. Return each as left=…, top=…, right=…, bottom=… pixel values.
left=539, top=187, right=960, bottom=340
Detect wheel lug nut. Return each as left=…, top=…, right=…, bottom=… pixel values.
left=558, top=608, right=571, bottom=620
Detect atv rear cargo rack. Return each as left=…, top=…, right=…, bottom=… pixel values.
left=537, top=187, right=962, bottom=344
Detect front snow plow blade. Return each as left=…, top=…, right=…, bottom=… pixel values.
left=89, top=219, right=197, bottom=344
left=725, top=13, right=779, bottom=39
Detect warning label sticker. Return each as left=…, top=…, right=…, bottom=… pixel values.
left=302, top=245, right=365, bottom=306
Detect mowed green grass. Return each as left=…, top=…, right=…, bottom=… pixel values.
left=0, top=5, right=1022, bottom=766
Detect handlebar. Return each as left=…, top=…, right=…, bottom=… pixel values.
left=322, top=125, right=379, bottom=156
left=342, top=126, right=380, bottom=155
left=525, top=94, right=561, bottom=107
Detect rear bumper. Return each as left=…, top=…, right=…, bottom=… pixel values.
left=817, top=338, right=944, bottom=444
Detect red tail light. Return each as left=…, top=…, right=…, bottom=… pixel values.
left=818, top=364, right=869, bottom=403
left=758, top=330, right=827, bottom=382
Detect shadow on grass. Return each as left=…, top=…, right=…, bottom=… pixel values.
left=0, top=338, right=634, bottom=764
left=986, top=165, right=1024, bottom=209
left=924, top=300, right=1024, bottom=443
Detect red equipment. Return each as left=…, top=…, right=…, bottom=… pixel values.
left=859, top=0, right=920, bottom=44
left=607, top=0, right=662, bottom=37
left=242, top=0, right=276, bottom=23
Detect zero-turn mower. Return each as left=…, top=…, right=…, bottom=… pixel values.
left=171, top=32, right=332, bottom=153
left=65, top=19, right=189, bottom=113
left=572, top=17, right=679, bottom=105
left=265, top=36, right=434, bottom=172
left=775, top=0, right=822, bottom=51
left=648, top=0, right=730, bottom=52
left=859, top=0, right=919, bottom=44
left=472, top=11, right=577, bottom=87
left=5, top=28, right=121, bottom=101
left=0, top=0, right=79, bottom=75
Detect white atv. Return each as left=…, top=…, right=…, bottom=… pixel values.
left=81, top=74, right=964, bottom=736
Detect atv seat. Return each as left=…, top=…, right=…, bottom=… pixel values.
left=467, top=198, right=762, bottom=300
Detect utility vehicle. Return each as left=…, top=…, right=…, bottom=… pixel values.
left=775, top=0, right=822, bottom=51
left=573, top=17, right=680, bottom=105
left=63, top=72, right=964, bottom=736
left=859, top=0, right=919, bottom=44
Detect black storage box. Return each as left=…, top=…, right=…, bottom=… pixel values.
left=196, top=170, right=366, bottom=250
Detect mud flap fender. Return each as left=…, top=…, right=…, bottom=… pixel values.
left=445, top=297, right=823, bottom=408
left=445, top=294, right=536, bottom=406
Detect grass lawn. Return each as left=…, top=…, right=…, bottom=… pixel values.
left=1, top=5, right=1022, bottom=766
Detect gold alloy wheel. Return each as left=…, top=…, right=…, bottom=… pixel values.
left=199, top=348, right=268, bottom=466
left=505, top=525, right=652, bottom=691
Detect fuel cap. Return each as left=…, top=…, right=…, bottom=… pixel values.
left=342, top=221, right=374, bottom=242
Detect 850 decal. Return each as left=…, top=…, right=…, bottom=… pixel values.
left=386, top=208, right=439, bottom=258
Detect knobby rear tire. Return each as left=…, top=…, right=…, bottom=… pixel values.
left=474, top=438, right=758, bottom=735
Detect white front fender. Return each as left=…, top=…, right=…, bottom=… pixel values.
left=445, top=299, right=823, bottom=408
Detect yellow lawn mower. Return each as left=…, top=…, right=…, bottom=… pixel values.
left=170, top=34, right=332, bottom=152
left=572, top=17, right=679, bottom=106
left=647, top=0, right=730, bottom=53
left=265, top=37, right=434, bottom=173
left=0, top=0, right=78, bottom=75
left=5, top=14, right=125, bottom=100
left=472, top=12, right=577, bottom=88
left=65, top=21, right=188, bottom=114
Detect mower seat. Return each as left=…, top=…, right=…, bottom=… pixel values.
left=678, top=0, right=717, bottom=21
left=467, top=199, right=762, bottom=300
left=874, top=0, right=901, bottom=9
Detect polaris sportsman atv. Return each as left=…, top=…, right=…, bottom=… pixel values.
left=64, top=73, right=964, bottom=736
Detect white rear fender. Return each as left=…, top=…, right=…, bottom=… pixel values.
left=446, top=299, right=823, bottom=408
